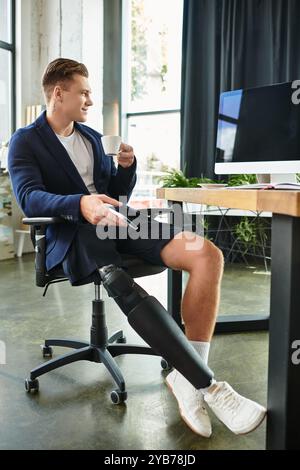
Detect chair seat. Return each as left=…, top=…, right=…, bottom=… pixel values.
left=46, top=254, right=166, bottom=283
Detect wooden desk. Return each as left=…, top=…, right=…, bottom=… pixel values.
left=157, top=187, right=300, bottom=216
left=157, top=187, right=300, bottom=450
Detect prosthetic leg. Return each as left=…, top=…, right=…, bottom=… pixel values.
left=99, top=265, right=213, bottom=389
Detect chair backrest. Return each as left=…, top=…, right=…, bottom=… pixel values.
left=29, top=224, right=52, bottom=287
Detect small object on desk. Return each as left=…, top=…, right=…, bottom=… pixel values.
left=197, top=183, right=228, bottom=189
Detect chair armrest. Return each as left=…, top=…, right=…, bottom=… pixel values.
left=22, top=217, right=65, bottom=226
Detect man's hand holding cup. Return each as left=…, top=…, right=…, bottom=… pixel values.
left=101, top=135, right=135, bottom=169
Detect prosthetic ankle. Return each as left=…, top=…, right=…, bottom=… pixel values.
left=99, top=265, right=213, bottom=389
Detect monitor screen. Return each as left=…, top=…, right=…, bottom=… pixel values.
left=214, top=81, right=300, bottom=174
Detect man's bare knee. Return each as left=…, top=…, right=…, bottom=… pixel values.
left=193, top=240, right=224, bottom=272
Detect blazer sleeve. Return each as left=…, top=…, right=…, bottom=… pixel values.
left=8, top=131, right=83, bottom=222
left=107, top=156, right=137, bottom=201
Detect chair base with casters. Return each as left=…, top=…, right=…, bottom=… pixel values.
left=23, top=216, right=174, bottom=403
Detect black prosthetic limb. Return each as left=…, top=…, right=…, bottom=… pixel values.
left=99, top=265, right=214, bottom=389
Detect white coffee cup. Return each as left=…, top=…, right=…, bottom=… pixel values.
left=101, top=135, right=122, bottom=156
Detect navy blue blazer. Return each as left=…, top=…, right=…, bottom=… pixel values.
left=8, top=111, right=137, bottom=271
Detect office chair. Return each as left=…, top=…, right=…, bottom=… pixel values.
left=22, top=212, right=175, bottom=404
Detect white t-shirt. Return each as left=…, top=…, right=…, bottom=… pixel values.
left=56, top=130, right=97, bottom=194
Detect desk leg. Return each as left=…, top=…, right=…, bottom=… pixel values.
left=266, top=214, right=300, bottom=450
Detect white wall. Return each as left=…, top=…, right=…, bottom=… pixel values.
left=16, top=0, right=103, bottom=129
left=14, top=0, right=104, bottom=254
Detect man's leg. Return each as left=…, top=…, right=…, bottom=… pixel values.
left=160, top=231, right=223, bottom=341
left=160, top=231, right=222, bottom=436
left=160, top=231, right=266, bottom=436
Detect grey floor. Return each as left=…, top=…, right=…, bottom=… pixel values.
left=0, top=254, right=270, bottom=450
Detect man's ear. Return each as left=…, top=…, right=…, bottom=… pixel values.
left=53, top=85, right=63, bottom=102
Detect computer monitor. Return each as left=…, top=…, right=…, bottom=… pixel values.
left=214, top=81, right=300, bottom=183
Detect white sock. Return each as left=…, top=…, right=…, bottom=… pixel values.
left=189, top=340, right=210, bottom=365
left=173, top=341, right=212, bottom=392
left=200, top=379, right=217, bottom=395
left=189, top=340, right=217, bottom=394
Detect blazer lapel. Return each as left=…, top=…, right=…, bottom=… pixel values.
left=35, top=112, right=90, bottom=194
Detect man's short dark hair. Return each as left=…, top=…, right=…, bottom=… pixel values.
left=42, top=58, right=89, bottom=102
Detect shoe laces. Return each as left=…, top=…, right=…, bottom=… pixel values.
left=212, top=384, right=240, bottom=417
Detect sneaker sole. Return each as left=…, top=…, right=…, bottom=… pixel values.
left=235, top=409, right=267, bottom=435
left=207, top=404, right=267, bottom=435
left=165, top=376, right=212, bottom=438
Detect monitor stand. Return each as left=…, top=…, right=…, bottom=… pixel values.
left=256, top=173, right=297, bottom=184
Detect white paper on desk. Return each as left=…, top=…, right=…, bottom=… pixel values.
left=227, top=182, right=300, bottom=190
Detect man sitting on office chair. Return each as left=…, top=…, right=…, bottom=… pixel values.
left=8, top=58, right=266, bottom=438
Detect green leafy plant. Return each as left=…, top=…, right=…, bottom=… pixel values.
left=234, top=218, right=257, bottom=246
left=233, top=217, right=268, bottom=256
left=159, top=169, right=258, bottom=189
left=227, top=174, right=257, bottom=186
left=158, top=168, right=216, bottom=188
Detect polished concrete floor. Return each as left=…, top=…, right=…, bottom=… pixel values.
left=0, top=254, right=270, bottom=450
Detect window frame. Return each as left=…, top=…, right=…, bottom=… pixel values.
left=0, top=0, right=16, bottom=138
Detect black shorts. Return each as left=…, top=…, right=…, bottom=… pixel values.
left=62, top=220, right=180, bottom=286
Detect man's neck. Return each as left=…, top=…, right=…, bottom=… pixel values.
left=46, top=110, right=75, bottom=137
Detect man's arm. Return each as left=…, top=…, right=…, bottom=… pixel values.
left=8, top=131, right=83, bottom=222
left=8, top=131, right=128, bottom=226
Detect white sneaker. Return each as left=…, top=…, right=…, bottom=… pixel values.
left=166, top=369, right=212, bottom=438
left=203, top=381, right=266, bottom=435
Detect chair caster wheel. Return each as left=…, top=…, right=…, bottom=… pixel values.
left=110, top=389, right=127, bottom=404
left=116, top=336, right=126, bottom=344
left=41, top=345, right=53, bottom=358
left=25, top=378, right=39, bottom=393
left=161, top=358, right=172, bottom=371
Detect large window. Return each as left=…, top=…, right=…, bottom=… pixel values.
left=122, top=0, right=183, bottom=200
left=0, top=0, right=15, bottom=146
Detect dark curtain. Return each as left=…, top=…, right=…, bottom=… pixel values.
left=181, top=0, right=300, bottom=178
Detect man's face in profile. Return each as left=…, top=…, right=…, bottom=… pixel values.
left=58, top=74, right=93, bottom=122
